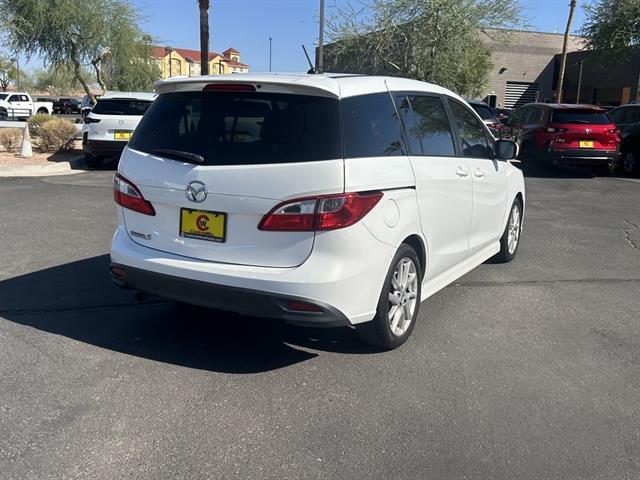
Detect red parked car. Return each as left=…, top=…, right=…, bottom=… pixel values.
left=505, top=103, right=621, bottom=175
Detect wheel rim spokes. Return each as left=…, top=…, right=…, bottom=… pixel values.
left=388, top=258, right=419, bottom=337
left=507, top=204, right=521, bottom=254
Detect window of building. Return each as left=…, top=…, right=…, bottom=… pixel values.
left=342, top=92, right=406, bottom=158
left=396, top=95, right=455, bottom=156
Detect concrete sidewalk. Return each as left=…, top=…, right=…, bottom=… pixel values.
left=0, top=155, right=85, bottom=177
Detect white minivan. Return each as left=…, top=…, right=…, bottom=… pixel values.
left=110, top=74, right=525, bottom=349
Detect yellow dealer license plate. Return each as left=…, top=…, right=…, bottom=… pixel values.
left=579, top=140, right=594, bottom=148
left=180, top=208, right=226, bottom=242
left=114, top=131, right=131, bottom=140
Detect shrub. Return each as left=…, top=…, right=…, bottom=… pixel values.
left=0, top=128, right=23, bottom=153
left=37, top=119, right=77, bottom=152
left=27, top=113, right=54, bottom=137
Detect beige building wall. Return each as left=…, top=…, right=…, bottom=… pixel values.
left=479, top=29, right=584, bottom=107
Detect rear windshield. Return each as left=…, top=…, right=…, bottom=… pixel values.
left=92, top=99, right=152, bottom=116
left=129, top=91, right=341, bottom=165
left=551, top=110, right=611, bottom=125
left=471, top=104, right=495, bottom=120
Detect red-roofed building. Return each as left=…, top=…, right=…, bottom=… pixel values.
left=151, top=46, right=248, bottom=79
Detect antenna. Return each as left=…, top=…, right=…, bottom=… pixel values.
left=302, top=45, right=315, bottom=74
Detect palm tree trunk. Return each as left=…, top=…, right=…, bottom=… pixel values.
left=556, top=0, right=577, bottom=103
left=199, top=0, right=210, bottom=75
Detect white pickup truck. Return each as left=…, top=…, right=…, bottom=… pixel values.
left=0, top=92, right=53, bottom=120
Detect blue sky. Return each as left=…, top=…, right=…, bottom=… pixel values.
left=17, top=0, right=589, bottom=72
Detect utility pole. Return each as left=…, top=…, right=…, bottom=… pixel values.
left=269, top=37, right=273, bottom=72
left=556, top=0, right=577, bottom=103
left=576, top=60, right=583, bottom=103
left=316, top=0, right=325, bottom=73
left=199, top=0, right=210, bottom=75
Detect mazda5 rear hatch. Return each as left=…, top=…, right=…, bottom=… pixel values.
left=118, top=85, right=343, bottom=268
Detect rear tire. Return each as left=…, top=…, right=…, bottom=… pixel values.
left=36, top=108, right=48, bottom=115
left=356, top=244, right=422, bottom=350
left=593, top=163, right=615, bottom=177
left=493, top=198, right=523, bottom=263
left=519, top=143, right=540, bottom=175
left=622, top=149, right=640, bottom=177
left=85, top=153, right=103, bottom=169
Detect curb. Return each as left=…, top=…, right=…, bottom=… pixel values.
left=0, top=155, right=86, bottom=177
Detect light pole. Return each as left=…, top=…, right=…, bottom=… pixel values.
left=576, top=60, right=584, bottom=104
left=10, top=56, right=20, bottom=90
left=316, top=0, right=325, bottom=73
left=269, top=37, right=272, bottom=72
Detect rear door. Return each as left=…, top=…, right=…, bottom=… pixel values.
left=119, top=86, right=343, bottom=268
left=7, top=94, right=31, bottom=117
left=446, top=98, right=507, bottom=255
left=394, top=92, right=472, bottom=280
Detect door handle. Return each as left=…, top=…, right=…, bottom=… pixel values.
left=474, top=168, right=486, bottom=178
left=455, top=166, right=469, bottom=177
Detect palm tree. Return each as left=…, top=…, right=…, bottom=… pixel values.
left=198, top=0, right=210, bottom=75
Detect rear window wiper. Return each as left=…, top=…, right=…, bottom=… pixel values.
left=151, top=148, right=205, bottom=164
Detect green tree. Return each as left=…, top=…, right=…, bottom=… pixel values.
left=326, top=0, right=525, bottom=97
left=582, top=0, right=640, bottom=54
left=0, top=55, right=17, bottom=91
left=30, top=65, right=95, bottom=95
left=0, top=0, right=158, bottom=100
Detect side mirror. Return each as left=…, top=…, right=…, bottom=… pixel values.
left=495, top=139, right=519, bottom=160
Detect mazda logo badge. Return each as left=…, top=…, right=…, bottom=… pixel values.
left=185, top=181, right=207, bottom=203
left=585, top=128, right=591, bottom=134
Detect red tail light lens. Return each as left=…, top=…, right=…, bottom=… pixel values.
left=259, top=192, right=383, bottom=231
left=113, top=174, right=155, bottom=216
left=84, top=116, right=101, bottom=124
left=203, top=83, right=256, bottom=92
left=545, top=127, right=568, bottom=133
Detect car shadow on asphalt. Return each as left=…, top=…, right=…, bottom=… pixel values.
left=0, top=255, right=380, bottom=374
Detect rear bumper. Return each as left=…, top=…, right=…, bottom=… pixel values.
left=110, top=222, right=395, bottom=326
left=542, top=148, right=620, bottom=167
left=83, top=139, right=127, bottom=157
left=111, top=264, right=350, bottom=328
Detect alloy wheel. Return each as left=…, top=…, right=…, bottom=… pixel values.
left=388, top=257, right=419, bottom=337
left=507, top=203, right=521, bottom=255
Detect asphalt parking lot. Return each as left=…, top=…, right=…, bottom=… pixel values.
left=0, top=169, right=639, bottom=479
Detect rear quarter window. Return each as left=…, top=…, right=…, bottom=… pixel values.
left=342, top=92, right=406, bottom=158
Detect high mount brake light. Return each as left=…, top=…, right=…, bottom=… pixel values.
left=203, top=83, right=256, bottom=92
left=259, top=192, right=383, bottom=232
left=113, top=174, right=156, bottom=216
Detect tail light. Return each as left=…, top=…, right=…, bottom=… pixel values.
left=203, top=83, right=256, bottom=92
left=545, top=127, right=568, bottom=133
left=608, top=128, right=621, bottom=135
left=488, top=122, right=503, bottom=130
left=259, top=192, right=383, bottom=231
left=84, top=116, right=101, bottom=124
left=113, top=174, right=155, bottom=216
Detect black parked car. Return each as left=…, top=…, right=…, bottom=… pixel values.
left=608, top=104, right=640, bottom=177
left=53, top=97, right=81, bottom=114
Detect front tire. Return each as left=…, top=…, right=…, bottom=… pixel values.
left=356, top=244, right=422, bottom=350
left=494, top=198, right=523, bottom=263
